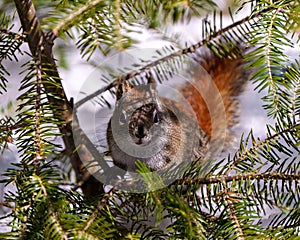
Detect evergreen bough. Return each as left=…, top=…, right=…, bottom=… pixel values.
left=0, top=0, right=299, bottom=239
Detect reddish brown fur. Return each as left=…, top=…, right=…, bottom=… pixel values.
left=181, top=52, right=248, bottom=137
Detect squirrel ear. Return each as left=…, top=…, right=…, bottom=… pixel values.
left=147, top=72, right=156, bottom=84
left=147, top=72, right=156, bottom=85
left=116, top=80, right=133, bottom=101
left=147, top=72, right=157, bottom=92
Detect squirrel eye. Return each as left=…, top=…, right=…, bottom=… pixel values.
left=153, top=109, right=160, bottom=124
left=119, top=110, right=127, bottom=125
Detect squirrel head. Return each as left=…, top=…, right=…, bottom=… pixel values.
left=107, top=76, right=184, bottom=171
left=114, top=76, right=168, bottom=146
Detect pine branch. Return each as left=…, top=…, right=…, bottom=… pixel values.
left=33, top=50, right=44, bottom=169
left=0, top=119, right=23, bottom=131
left=0, top=64, right=8, bottom=94
left=265, top=7, right=281, bottom=115
left=0, top=26, right=24, bottom=93
left=184, top=171, right=300, bottom=185
left=0, top=29, right=25, bottom=39
left=70, top=231, right=101, bottom=240
left=0, top=29, right=24, bottom=62
left=1, top=1, right=299, bottom=238
left=19, top=192, right=35, bottom=239
left=0, top=202, right=11, bottom=208
left=0, top=13, right=24, bottom=62
left=123, top=0, right=216, bottom=27
left=13, top=0, right=104, bottom=196
left=51, top=0, right=106, bottom=37
left=284, top=61, right=300, bottom=124
left=114, top=0, right=124, bottom=51
left=36, top=175, right=68, bottom=240
left=247, top=3, right=295, bottom=118
left=75, top=6, right=273, bottom=109
left=0, top=116, right=14, bottom=152
left=290, top=79, right=300, bottom=124
left=224, top=123, right=299, bottom=176
left=83, top=189, right=114, bottom=231
left=222, top=183, right=245, bottom=240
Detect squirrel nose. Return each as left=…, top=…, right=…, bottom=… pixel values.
left=135, top=125, right=145, bottom=139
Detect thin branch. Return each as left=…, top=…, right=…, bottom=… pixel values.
left=224, top=123, right=300, bottom=176
left=115, top=0, right=123, bottom=51
left=265, top=224, right=300, bottom=235
left=0, top=29, right=26, bottom=40
left=70, top=231, right=101, bottom=240
left=265, top=7, right=281, bottom=113
left=72, top=170, right=92, bottom=191
left=261, top=196, right=292, bottom=213
left=184, top=171, right=300, bottom=185
left=37, top=175, right=69, bottom=240
left=228, top=192, right=294, bottom=214
left=0, top=202, right=11, bottom=208
left=83, top=189, right=114, bottom=231
left=75, top=7, right=273, bottom=109
left=222, top=182, right=245, bottom=240
left=290, top=69, right=300, bottom=124
left=200, top=210, right=219, bottom=221
left=0, top=29, right=25, bottom=61
left=0, top=122, right=24, bottom=131
left=32, top=45, right=44, bottom=169
left=52, top=0, right=105, bottom=37
left=19, top=194, right=35, bottom=239
left=20, top=213, right=28, bottom=240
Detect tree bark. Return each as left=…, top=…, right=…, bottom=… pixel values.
left=14, top=0, right=104, bottom=197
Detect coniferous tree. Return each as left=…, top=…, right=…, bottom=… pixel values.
left=0, top=0, right=299, bottom=239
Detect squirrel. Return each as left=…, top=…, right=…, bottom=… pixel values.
left=106, top=45, right=249, bottom=172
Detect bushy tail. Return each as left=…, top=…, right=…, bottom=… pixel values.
left=180, top=47, right=249, bottom=138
